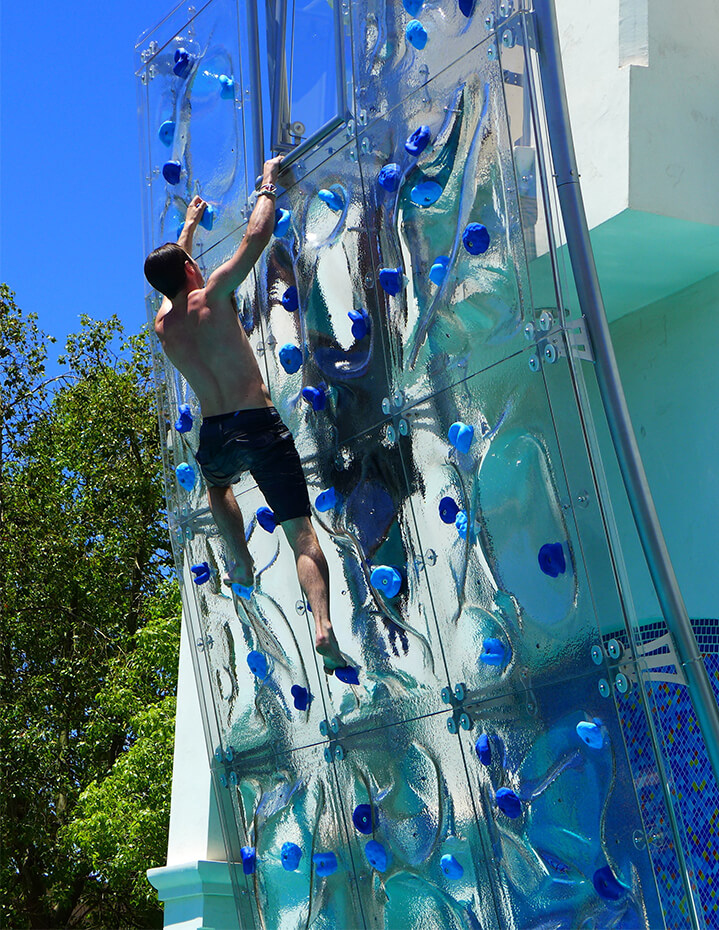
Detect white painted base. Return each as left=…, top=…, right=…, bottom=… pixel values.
left=147, top=860, right=237, bottom=930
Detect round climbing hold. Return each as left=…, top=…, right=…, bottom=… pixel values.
left=480, top=637, right=510, bottom=667
left=240, top=846, right=256, bottom=874
left=173, top=47, right=195, bottom=78
left=475, top=733, right=492, bottom=765
left=377, top=163, right=401, bottom=193
left=448, top=421, right=475, bottom=453
left=318, top=188, right=344, bottom=212
left=315, top=487, right=341, bottom=512
left=538, top=542, right=566, bottom=577
left=162, top=161, right=182, bottom=185
left=410, top=180, right=443, bottom=206
left=348, top=308, right=370, bottom=340
left=462, top=222, right=491, bottom=255
left=274, top=208, right=291, bottom=237
left=219, top=74, right=235, bottom=98
left=496, top=787, right=522, bottom=819
left=370, top=565, right=403, bottom=599
left=302, top=386, right=326, bottom=411
left=429, top=256, right=450, bottom=285
left=158, top=120, right=175, bottom=146
left=175, top=462, right=196, bottom=491
left=256, top=506, right=277, bottom=533
left=378, top=267, right=406, bottom=296
left=247, top=650, right=269, bottom=679
left=352, top=803, right=376, bottom=834
left=281, top=842, right=303, bottom=871
left=440, top=853, right=464, bottom=879
left=191, top=562, right=211, bottom=585
left=455, top=511, right=468, bottom=540
left=232, top=583, right=253, bottom=600
left=291, top=684, right=311, bottom=710
left=405, top=125, right=432, bottom=157
left=282, top=285, right=299, bottom=313
left=576, top=720, right=605, bottom=750
left=174, top=403, right=193, bottom=433
left=199, top=203, right=214, bottom=231
left=405, top=19, right=428, bottom=49
left=458, top=0, right=475, bottom=16
left=334, top=665, right=360, bottom=685
left=279, top=343, right=303, bottom=374
left=593, top=865, right=628, bottom=901
left=439, top=496, right=460, bottom=524
left=313, top=852, right=338, bottom=876
left=402, top=0, right=423, bottom=14
left=364, top=840, right=390, bottom=872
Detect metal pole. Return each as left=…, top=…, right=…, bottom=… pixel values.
left=532, top=0, right=719, bottom=785
left=245, top=0, right=265, bottom=177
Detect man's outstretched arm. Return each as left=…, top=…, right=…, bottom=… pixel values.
left=205, top=156, right=283, bottom=301
left=177, top=195, right=207, bottom=254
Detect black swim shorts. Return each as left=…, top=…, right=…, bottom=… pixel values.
left=195, top=406, right=311, bottom=523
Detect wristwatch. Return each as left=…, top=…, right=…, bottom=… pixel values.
left=258, top=183, right=277, bottom=198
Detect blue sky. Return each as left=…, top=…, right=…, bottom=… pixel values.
left=1, top=0, right=176, bottom=369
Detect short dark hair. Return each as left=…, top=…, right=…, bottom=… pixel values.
left=144, top=242, right=189, bottom=298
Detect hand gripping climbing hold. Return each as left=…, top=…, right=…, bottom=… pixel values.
left=370, top=565, right=403, bottom=598
left=174, top=403, right=193, bottom=433
left=240, top=846, right=256, bottom=874
left=377, top=163, right=401, bottom=193
left=576, top=720, right=605, bottom=749
left=158, top=120, right=175, bottom=146
left=175, top=462, right=196, bottom=491
left=410, top=180, right=443, bottom=206
left=313, top=852, right=338, bottom=876
left=479, top=637, right=511, bottom=667
left=496, top=787, right=522, bottom=819
left=475, top=733, right=492, bottom=765
left=364, top=840, right=390, bottom=872
left=378, top=267, right=406, bottom=296
left=256, top=506, right=277, bottom=533
left=462, top=222, right=490, bottom=255
left=315, top=487, right=342, bottom=512
left=405, top=125, right=432, bottom=157
left=274, top=208, right=291, bottom=237
left=406, top=19, right=428, bottom=49
left=439, top=496, right=460, bottom=524
left=448, top=421, right=475, bottom=453
left=290, top=684, right=311, bottom=710
left=440, top=854, right=464, bottom=879
left=318, top=188, right=344, bottom=212
left=302, top=386, right=326, bottom=411
left=429, top=256, right=450, bottom=285
left=199, top=204, right=214, bottom=231
left=173, top=48, right=195, bottom=78
left=282, top=285, right=299, bottom=313
left=218, top=74, right=235, bottom=99
left=162, top=161, right=182, bottom=185
left=348, top=308, right=370, bottom=340
left=352, top=803, right=376, bottom=834
left=593, top=865, right=628, bottom=901
left=191, top=562, right=211, bottom=585
left=279, top=343, right=303, bottom=374
left=538, top=542, right=566, bottom=577
left=281, top=842, right=303, bottom=871
left=247, top=650, right=269, bottom=679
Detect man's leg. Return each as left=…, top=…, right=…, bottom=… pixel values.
left=281, top=516, right=344, bottom=669
left=207, top=485, right=255, bottom=587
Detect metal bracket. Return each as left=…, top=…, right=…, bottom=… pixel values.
left=441, top=683, right=474, bottom=733
left=635, top=632, right=688, bottom=687
left=544, top=317, right=594, bottom=363
left=503, top=70, right=523, bottom=87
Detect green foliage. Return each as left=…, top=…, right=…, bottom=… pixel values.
left=1, top=288, right=179, bottom=928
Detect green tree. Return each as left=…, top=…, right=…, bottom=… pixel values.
left=1, top=287, right=180, bottom=928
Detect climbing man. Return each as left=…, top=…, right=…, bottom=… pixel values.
left=144, top=155, right=348, bottom=674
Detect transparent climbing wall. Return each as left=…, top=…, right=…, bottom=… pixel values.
left=136, top=0, right=713, bottom=926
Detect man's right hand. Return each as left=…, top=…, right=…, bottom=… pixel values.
left=184, top=194, right=207, bottom=228
left=262, top=155, right=284, bottom=186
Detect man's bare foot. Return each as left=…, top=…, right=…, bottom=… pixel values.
left=222, top=560, right=255, bottom=589
left=315, top=625, right=345, bottom=671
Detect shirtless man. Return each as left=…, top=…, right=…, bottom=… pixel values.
left=144, top=155, right=346, bottom=672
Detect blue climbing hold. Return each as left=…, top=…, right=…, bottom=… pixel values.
left=448, top=421, right=475, bottom=453
left=576, top=720, right=605, bottom=750
left=348, top=308, right=370, bottom=340
left=333, top=665, right=360, bottom=685
left=316, top=487, right=341, bottom=512
left=378, top=267, right=406, bottom=296
left=240, top=846, right=256, bottom=874
left=175, top=462, right=196, bottom=491
left=538, top=542, right=566, bottom=578
left=455, top=510, right=468, bottom=540
left=281, top=842, right=303, bottom=871
left=593, top=865, right=628, bottom=901
left=274, top=208, right=291, bottom=237
left=282, top=285, right=299, bottom=313
left=441, top=854, right=464, bottom=879
left=352, top=803, right=376, bottom=834
left=173, top=47, right=195, bottom=78
left=405, top=125, right=432, bottom=157
left=429, top=256, right=450, bottom=285
left=247, top=650, right=269, bottom=679
left=364, top=840, right=390, bottom=872
left=191, top=562, right=211, bottom=585
left=402, top=0, right=423, bottom=13
left=174, top=403, right=193, bottom=432
left=439, top=496, right=460, bottom=524
left=256, top=506, right=277, bottom=533
left=406, top=19, right=428, bottom=49
left=313, top=852, right=338, bottom=876
left=302, top=386, right=326, bottom=411
left=462, top=222, right=491, bottom=255
left=370, top=565, right=403, bottom=599
left=480, top=638, right=510, bottom=667
left=279, top=343, right=303, bottom=374
left=291, top=684, right=311, bottom=710
left=219, top=74, right=235, bottom=98
left=158, top=120, right=175, bottom=146
left=410, top=180, right=443, bottom=207
left=232, top=583, right=253, bottom=600
left=377, top=163, right=402, bottom=193
left=475, top=733, right=492, bottom=765
left=318, top=188, right=343, bottom=212
left=199, top=204, right=214, bottom=231
left=458, top=0, right=474, bottom=15
left=162, top=161, right=182, bottom=185
left=496, top=787, right=522, bottom=819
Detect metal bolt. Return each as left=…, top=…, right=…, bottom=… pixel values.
left=364, top=273, right=374, bottom=287
left=590, top=645, right=603, bottom=666
left=398, top=418, right=409, bottom=436
left=487, top=43, right=497, bottom=60
left=523, top=322, right=535, bottom=341
left=598, top=678, right=610, bottom=698
left=381, top=397, right=390, bottom=415
left=319, top=720, right=328, bottom=736
left=501, top=28, right=515, bottom=48
left=386, top=425, right=396, bottom=444
left=528, top=354, right=540, bottom=372
left=615, top=673, right=630, bottom=694
left=330, top=716, right=340, bottom=733
left=485, top=13, right=495, bottom=30
left=393, top=391, right=404, bottom=408
left=425, top=549, right=437, bottom=566
left=441, top=686, right=452, bottom=703
left=607, top=639, right=622, bottom=660
left=459, top=713, right=472, bottom=730
left=296, top=600, right=306, bottom=614
left=334, top=744, right=345, bottom=760
left=633, top=830, right=646, bottom=850
left=576, top=491, right=590, bottom=508
left=220, top=773, right=228, bottom=787
left=526, top=701, right=536, bottom=715
left=539, top=310, right=554, bottom=331
left=454, top=683, right=466, bottom=701
left=324, top=746, right=333, bottom=763
left=447, top=717, right=458, bottom=734
left=544, top=343, right=558, bottom=364
left=226, top=747, right=235, bottom=762
left=215, top=747, right=223, bottom=762
left=229, top=771, right=238, bottom=785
